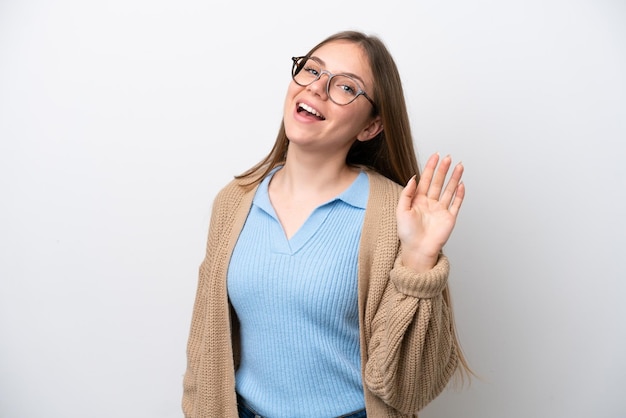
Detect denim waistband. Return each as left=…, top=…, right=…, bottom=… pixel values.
left=236, top=394, right=366, bottom=418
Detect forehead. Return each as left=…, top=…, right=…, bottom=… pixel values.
left=310, top=41, right=373, bottom=86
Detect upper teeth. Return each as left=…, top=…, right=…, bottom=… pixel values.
left=299, top=103, right=322, bottom=118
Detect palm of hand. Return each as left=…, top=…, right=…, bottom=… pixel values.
left=396, top=153, right=465, bottom=271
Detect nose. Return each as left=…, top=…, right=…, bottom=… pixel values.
left=306, top=71, right=331, bottom=100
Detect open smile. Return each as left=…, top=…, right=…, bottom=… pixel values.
left=297, top=102, right=326, bottom=120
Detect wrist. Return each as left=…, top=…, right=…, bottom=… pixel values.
left=400, top=250, right=440, bottom=273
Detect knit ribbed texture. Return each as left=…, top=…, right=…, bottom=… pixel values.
left=227, top=171, right=368, bottom=417
left=182, top=169, right=458, bottom=418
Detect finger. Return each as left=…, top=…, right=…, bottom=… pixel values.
left=398, top=175, right=418, bottom=212
left=439, top=162, right=464, bottom=208
left=415, top=153, right=439, bottom=198
left=449, top=181, right=466, bottom=217
left=427, top=154, right=452, bottom=200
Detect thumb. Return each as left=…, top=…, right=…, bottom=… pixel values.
left=397, top=175, right=417, bottom=213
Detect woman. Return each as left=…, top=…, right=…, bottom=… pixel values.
left=182, top=30, right=471, bottom=418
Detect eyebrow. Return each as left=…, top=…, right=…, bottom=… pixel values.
left=309, top=55, right=368, bottom=87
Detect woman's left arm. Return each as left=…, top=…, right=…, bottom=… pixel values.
left=364, top=154, right=465, bottom=413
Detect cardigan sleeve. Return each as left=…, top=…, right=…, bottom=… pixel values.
left=182, top=195, right=224, bottom=417
left=181, top=180, right=245, bottom=418
left=364, top=253, right=458, bottom=414
left=182, top=259, right=209, bottom=418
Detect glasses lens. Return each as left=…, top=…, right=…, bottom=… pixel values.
left=328, top=75, right=360, bottom=105
left=291, top=57, right=362, bottom=106
left=292, top=57, right=320, bottom=86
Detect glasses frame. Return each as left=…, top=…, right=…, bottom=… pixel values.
left=291, top=56, right=377, bottom=111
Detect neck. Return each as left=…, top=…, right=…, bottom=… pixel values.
left=271, top=151, right=359, bottom=199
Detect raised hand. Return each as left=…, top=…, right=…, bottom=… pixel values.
left=396, top=153, right=465, bottom=273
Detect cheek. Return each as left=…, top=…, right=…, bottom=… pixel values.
left=284, top=82, right=299, bottom=102
left=337, top=105, right=371, bottom=131
left=283, top=83, right=299, bottom=115
left=282, top=85, right=300, bottom=137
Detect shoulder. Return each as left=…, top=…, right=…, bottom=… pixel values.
left=359, top=170, right=402, bottom=269
left=363, top=169, right=403, bottom=203
left=211, top=177, right=257, bottom=215
left=361, top=169, right=402, bottom=237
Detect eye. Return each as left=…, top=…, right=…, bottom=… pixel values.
left=332, top=75, right=360, bottom=97
left=304, top=66, right=319, bottom=77
left=339, top=84, right=356, bottom=95
left=303, top=62, right=321, bottom=77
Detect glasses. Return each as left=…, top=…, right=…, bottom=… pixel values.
left=291, top=56, right=377, bottom=110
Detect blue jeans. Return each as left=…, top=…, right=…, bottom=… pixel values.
left=237, top=394, right=367, bottom=418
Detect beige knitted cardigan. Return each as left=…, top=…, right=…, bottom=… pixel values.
left=182, top=169, right=458, bottom=418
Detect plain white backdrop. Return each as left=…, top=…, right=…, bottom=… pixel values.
left=1, top=0, right=625, bottom=417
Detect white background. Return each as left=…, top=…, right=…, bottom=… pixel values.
left=1, top=0, right=625, bottom=417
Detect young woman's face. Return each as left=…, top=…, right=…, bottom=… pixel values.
left=283, top=40, right=380, bottom=155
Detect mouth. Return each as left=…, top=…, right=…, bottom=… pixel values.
left=297, top=102, right=326, bottom=120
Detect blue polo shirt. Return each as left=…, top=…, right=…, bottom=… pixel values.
left=227, top=168, right=369, bottom=418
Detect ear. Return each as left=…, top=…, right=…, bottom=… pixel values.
left=356, top=115, right=383, bottom=142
